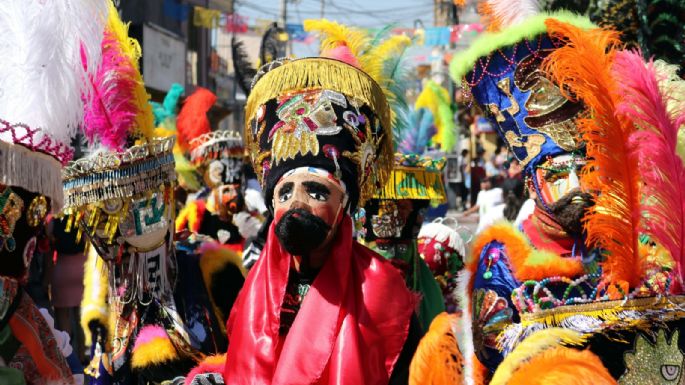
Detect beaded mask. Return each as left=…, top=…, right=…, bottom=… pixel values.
left=451, top=14, right=594, bottom=175
left=62, top=137, right=177, bottom=256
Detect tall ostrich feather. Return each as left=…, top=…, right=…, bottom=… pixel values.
left=541, top=19, right=643, bottom=288
left=615, top=50, right=685, bottom=288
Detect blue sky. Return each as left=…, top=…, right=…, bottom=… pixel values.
left=234, top=0, right=436, bottom=57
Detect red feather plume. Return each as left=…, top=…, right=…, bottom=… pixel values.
left=615, top=50, right=685, bottom=288
left=176, top=87, right=217, bottom=151
left=541, top=19, right=642, bottom=288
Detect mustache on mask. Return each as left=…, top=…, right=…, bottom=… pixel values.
left=548, top=188, right=594, bottom=235
left=275, top=208, right=332, bottom=256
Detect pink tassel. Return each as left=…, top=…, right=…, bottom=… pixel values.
left=82, top=29, right=138, bottom=151
left=615, top=50, right=685, bottom=288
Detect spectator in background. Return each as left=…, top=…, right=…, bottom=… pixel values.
left=456, top=149, right=469, bottom=211
left=463, top=176, right=503, bottom=233
left=469, top=150, right=486, bottom=207
left=477, top=178, right=525, bottom=233
left=515, top=183, right=537, bottom=227
left=506, top=157, right=523, bottom=179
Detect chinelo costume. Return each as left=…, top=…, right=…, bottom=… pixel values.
left=186, top=18, right=420, bottom=385
left=175, top=88, right=264, bottom=252
left=414, top=0, right=685, bottom=384
left=64, top=3, right=245, bottom=384
left=0, top=1, right=108, bottom=384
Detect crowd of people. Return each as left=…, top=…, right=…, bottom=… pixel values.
left=1, top=1, right=684, bottom=385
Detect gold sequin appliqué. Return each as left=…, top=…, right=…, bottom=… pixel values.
left=620, top=329, right=684, bottom=385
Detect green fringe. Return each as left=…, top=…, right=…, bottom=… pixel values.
left=449, top=11, right=596, bottom=82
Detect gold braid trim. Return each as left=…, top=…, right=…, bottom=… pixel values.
left=245, top=57, right=393, bottom=206
left=520, top=295, right=685, bottom=327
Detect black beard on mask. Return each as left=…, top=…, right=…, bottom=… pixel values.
left=275, top=208, right=332, bottom=256
left=547, top=188, right=595, bottom=235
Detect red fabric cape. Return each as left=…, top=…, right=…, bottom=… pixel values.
left=521, top=207, right=575, bottom=256
left=223, top=215, right=416, bottom=384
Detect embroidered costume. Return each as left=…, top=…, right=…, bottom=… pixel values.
left=435, top=1, right=685, bottom=383
left=63, top=3, right=245, bottom=383
left=0, top=1, right=108, bottom=384
left=175, top=88, right=263, bottom=252
left=186, top=18, right=421, bottom=385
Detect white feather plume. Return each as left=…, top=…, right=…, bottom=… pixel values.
left=481, top=0, right=540, bottom=30
left=0, top=0, right=108, bottom=145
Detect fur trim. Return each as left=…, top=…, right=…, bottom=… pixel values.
left=184, top=354, right=226, bottom=385
left=470, top=221, right=584, bottom=283
left=131, top=325, right=179, bottom=369
left=199, top=242, right=247, bottom=331
left=80, top=245, right=109, bottom=347
left=456, top=269, right=475, bottom=385
left=450, top=11, right=594, bottom=81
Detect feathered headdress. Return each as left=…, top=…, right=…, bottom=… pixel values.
left=0, top=0, right=108, bottom=212
left=176, top=87, right=243, bottom=173
left=613, top=50, right=685, bottom=289
left=304, top=19, right=413, bottom=132
left=62, top=1, right=176, bottom=232
left=231, top=37, right=257, bottom=97
left=489, top=327, right=589, bottom=385
left=152, top=84, right=203, bottom=192
left=413, top=80, right=457, bottom=153
left=82, top=1, right=156, bottom=151
left=542, top=19, right=643, bottom=289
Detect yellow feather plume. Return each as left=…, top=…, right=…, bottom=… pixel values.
left=106, top=2, right=155, bottom=140
left=508, top=347, right=617, bottom=385
left=490, top=328, right=587, bottom=385
left=303, top=19, right=369, bottom=61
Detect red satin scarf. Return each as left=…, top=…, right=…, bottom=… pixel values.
left=223, top=215, right=416, bottom=384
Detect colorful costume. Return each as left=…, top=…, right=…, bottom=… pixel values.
left=175, top=88, right=263, bottom=252
left=187, top=18, right=421, bottom=385
left=0, top=1, right=108, bottom=384
left=438, top=1, right=685, bottom=383
left=360, top=154, right=448, bottom=330
left=63, top=3, right=245, bottom=383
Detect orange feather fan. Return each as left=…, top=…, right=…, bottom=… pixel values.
left=541, top=19, right=643, bottom=288
left=409, top=312, right=464, bottom=385
left=176, top=87, right=216, bottom=152
left=508, top=347, right=617, bottom=385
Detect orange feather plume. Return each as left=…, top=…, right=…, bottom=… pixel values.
left=508, top=347, right=617, bottom=385
left=541, top=19, right=642, bottom=288
left=409, top=312, right=463, bottom=385
left=176, top=87, right=216, bottom=152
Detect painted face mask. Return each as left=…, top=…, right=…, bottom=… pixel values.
left=272, top=168, right=347, bottom=256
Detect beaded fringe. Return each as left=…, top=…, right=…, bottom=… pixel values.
left=498, top=295, right=685, bottom=355
left=0, top=140, right=64, bottom=212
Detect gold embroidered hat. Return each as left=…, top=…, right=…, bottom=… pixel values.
left=450, top=11, right=596, bottom=172
left=245, top=57, right=393, bottom=211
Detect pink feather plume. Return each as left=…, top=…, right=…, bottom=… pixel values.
left=82, top=29, right=138, bottom=151
left=615, top=50, right=685, bottom=288
left=322, top=45, right=362, bottom=68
